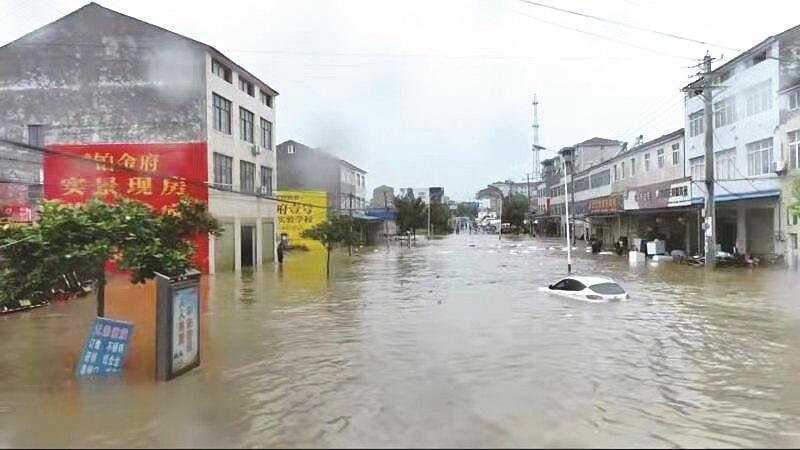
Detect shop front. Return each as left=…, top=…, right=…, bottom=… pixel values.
left=586, top=195, right=623, bottom=250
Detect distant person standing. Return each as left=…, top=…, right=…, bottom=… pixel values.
left=277, top=234, right=288, bottom=264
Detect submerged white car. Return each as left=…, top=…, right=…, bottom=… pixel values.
left=545, top=276, right=629, bottom=302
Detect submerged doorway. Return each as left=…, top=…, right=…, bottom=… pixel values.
left=241, top=225, right=255, bottom=268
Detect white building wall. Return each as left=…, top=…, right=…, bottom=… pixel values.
left=613, top=134, right=685, bottom=192
left=684, top=43, right=782, bottom=199
left=683, top=42, right=783, bottom=254
left=205, top=53, right=277, bottom=273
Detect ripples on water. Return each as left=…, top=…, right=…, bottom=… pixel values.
left=1, top=234, right=800, bottom=448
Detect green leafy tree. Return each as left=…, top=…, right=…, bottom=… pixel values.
left=393, top=196, right=426, bottom=234
left=502, top=194, right=529, bottom=233
left=0, top=196, right=220, bottom=315
left=430, top=202, right=452, bottom=235
left=301, top=214, right=360, bottom=278
left=456, top=202, right=479, bottom=219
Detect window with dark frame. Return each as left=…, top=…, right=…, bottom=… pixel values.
left=260, top=90, right=273, bottom=108
left=260, top=118, right=272, bottom=149
left=239, top=78, right=254, bottom=96
left=240, top=107, right=254, bottom=143
left=240, top=160, right=255, bottom=193
left=212, top=93, right=232, bottom=134
left=212, top=59, right=232, bottom=83
left=260, top=166, right=273, bottom=196
left=752, top=50, right=767, bottom=66
left=213, top=153, right=233, bottom=189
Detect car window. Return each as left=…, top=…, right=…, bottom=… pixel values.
left=589, top=282, right=625, bottom=295
left=564, top=279, right=586, bottom=291
left=552, top=280, right=569, bottom=290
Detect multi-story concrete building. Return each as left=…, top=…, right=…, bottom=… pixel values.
left=572, top=137, right=625, bottom=173
left=779, top=62, right=800, bottom=267
left=0, top=2, right=279, bottom=273
left=370, top=185, right=395, bottom=209
left=535, top=132, right=694, bottom=252
left=683, top=24, right=800, bottom=256
left=610, top=129, right=696, bottom=253
left=276, top=140, right=367, bottom=212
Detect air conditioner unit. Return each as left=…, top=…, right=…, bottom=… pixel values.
left=773, top=159, right=786, bottom=174
left=251, top=144, right=262, bottom=156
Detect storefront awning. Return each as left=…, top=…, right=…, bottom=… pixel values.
left=351, top=212, right=383, bottom=222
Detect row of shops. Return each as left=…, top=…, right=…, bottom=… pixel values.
left=535, top=176, right=785, bottom=261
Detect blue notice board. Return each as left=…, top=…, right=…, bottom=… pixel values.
left=76, top=317, right=134, bottom=376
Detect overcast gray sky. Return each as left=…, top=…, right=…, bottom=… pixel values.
left=3, top=0, right=799, bottom=200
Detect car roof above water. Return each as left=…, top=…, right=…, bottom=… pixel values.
left=563, top=276, right=617, bottom=286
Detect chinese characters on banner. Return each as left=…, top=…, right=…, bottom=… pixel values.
left=172, top=286, right=199, bottom=374
left=276, top=190, right=328, bottom=251
left=43, top=143, right=209, bottom=271
left=0, top=184, right=34, bottom=222
left=76, top=317, right=134, bottom=376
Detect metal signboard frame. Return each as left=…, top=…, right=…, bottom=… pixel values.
left=155, top=270, right=201, bottom=381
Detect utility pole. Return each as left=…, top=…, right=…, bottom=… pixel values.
left=563, top=158, right=572, bottom=274
left=498, top=195, right=503, bottom=241
left=526, top=173, right=532, bottom=236
left=349, top=192, right=353, bottom=256
left=569, top=160, right=576, bottom=246
left=384, top=191, right=390, bottom=252
left=702, top=53, right=716, bottom=269
left=427, top=198, right=431, bottom=240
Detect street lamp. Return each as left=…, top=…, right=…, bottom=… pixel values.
left=559, top=146, right=577, bottom=247
left=498, top=194, right=503, bottom=241
left=561, top=156, right=572, bottom=274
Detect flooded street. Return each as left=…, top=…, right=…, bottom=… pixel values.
left=2, top=234, right=800, bottom=448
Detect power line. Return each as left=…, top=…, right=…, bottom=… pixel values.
left=508, top=8, right=695, bottom=60
left=513, top=0, right=742, bottom=53
left=616, top=95, right=684, bottom=144
left=609, top=90, right=680, bottom=138
left=711, top=127, right=762, bottom=193
left=0, top=138, right=349, bottom=213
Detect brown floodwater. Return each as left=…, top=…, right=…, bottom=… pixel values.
left=2, top=234, right=800, bottom=448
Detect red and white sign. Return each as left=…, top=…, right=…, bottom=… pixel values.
left=0, top=205, right=33, bottom=222
left=43, top=142, right=210, bottom=272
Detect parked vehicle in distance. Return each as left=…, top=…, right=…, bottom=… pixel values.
left=544, top=276, right=629, bottom=302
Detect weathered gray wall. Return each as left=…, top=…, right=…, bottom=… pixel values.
left=0, top=3, right=207, bottom=145
left=779, top=25, right=800, bottom=93
left=276, top=140, right=340, bottom=207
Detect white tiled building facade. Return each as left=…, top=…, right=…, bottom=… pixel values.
left=205, top=55, right=278, bottom=273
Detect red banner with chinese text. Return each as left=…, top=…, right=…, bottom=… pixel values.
left=43, top=143, right=209, bottom=272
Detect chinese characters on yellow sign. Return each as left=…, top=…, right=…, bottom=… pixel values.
left=277, top=191, right=328, bottom=251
